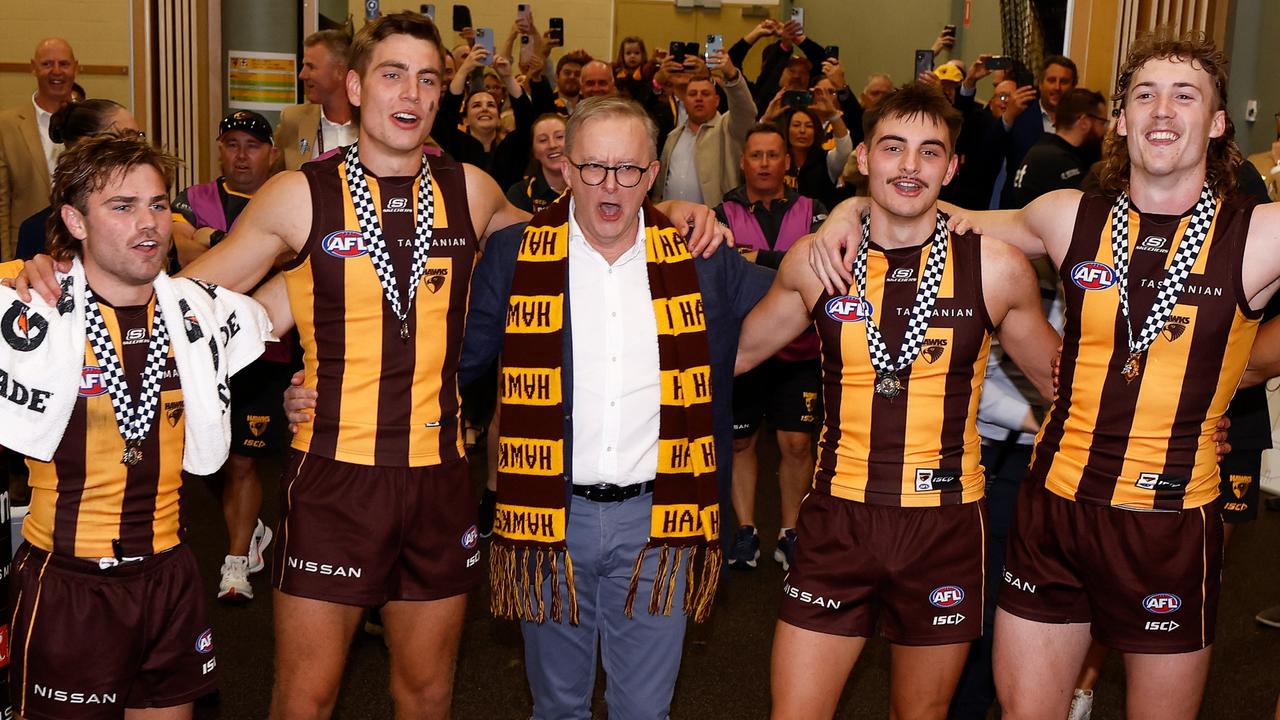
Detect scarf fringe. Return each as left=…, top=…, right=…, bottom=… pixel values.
left=622, top=542, right=722, bottom=622
left=488, top=544, right=579, bottom=625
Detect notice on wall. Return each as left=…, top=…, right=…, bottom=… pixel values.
left=228, top=50, right=296, bottom=111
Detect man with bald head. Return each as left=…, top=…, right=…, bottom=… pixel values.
left=0, top=37, right=79, bottom=259
left=580, top=60, right=617, bottom=98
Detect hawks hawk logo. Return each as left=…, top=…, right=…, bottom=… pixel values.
left=165, top=401, right=185, bottom=427
left=1230, top=474, right=1252, bottom=500
left=2, top=301, right=49, bottom=352
left=1162, top=315, right=1190, bottom=342
left=248, top=415, right=270, bottom=437
left=921, top=339, right=948, bottom=364
left=424, top=268, right=448, bottom=294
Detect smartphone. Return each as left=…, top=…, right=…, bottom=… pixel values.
left=783, top=90, right=813, bottom=109
left=986, top=55, right=1013, bottom=70
left=670, top=41, right=686, bottom=63
left=685, top=42, right=700, bottom=58
left=824, top=45, right=840, bottom=60
left=705, top=34, right=724, bottom=65
left=475, top=28, right=494, bottom=65
left=452, top=5, right=472, bottom=31
left=914, top=49, right=934, bottom=79
left=943, top=24, right=957, bottom=38
left=790, top=6, right=804, bottom=31
left=518, top=3, right=530, bottom=22
left=548, top=17, right=564, bottom=43
left=419, top=4, right=435, bottom=21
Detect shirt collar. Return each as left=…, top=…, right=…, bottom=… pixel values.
left=567, top=197, right=647, bottom=266
left=31, top=92, right=52, bottom=122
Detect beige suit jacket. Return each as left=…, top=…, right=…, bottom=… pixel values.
left=1248, top=151, right=1280, bottom=202
left=0, top=104, right=52, bottom=260
left=275, top=103, right=322, bottom=172
left=652, top=75, right=756, bottom=209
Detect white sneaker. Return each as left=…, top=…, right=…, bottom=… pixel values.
left=218, top=555, right=254, bottom=602
left=1067, top=688, right=1094, bottom=720
left=247, top=519, right=273, bottom=575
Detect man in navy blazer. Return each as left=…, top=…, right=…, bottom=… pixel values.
left=999, top=55, right=1077, bottom=208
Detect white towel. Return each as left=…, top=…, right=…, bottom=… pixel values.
left=0, top=259, right=273, bottom=474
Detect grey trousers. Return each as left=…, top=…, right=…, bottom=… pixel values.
left=522, top=493, right=689, bottom=720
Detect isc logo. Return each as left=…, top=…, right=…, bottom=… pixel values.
left=1143, top=593, right=1182, bottom=614
left=824, top=295, right=873, bottom=323
left=1071, top=261, right=1117, bottom=290
left=929, top=585, right=965, bottom=608
left=79, top=366, right=106, bottom=397
left=322, top=230, right=368, bottom=258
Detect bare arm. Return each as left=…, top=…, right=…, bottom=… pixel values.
left=180, top=171, right=308, bottom=292
left=250, top=272, right=294, bottom=338
left=1241, top=315, right=1280, bottom=388
left=983, top=237, right=1060, bottom=402
left=465, top=163, right=532, bottom=250
left=737, top=236, right=820, bottom=374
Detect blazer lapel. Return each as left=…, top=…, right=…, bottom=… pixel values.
left=17, top=108, right=51, bottom=193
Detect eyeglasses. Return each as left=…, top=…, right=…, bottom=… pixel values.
left=567, top=160, right=650, bottom=188
left=1086, top=114, right=1108, bottom=124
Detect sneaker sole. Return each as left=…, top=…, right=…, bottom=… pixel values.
left=727, top=550, right=760, bottom=570
left=248, top=525, right=274, bottom=575
left=218, top=588, right=254, bottom=604
left=773, top=549, right=791, bottom=572
left=1256, top=614, right=1280, bottom=628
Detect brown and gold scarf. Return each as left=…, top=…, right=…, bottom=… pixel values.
left=489, top=192, right=721, bottom=625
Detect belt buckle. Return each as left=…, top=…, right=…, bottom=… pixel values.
left=586, top=483, right=616, bottom=502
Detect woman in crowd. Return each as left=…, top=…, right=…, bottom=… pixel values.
left=761, top=90, right=852, bottom=208
left=16, top=99, right=139, bottom=260
left=433, top=44, right=534, bottom=191
left=505, top=113, right=567, bottom=213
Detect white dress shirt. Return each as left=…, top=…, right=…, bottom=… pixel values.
left=567, top=200, right=661, bottom=486
left=663, top=129, right=703, bottom=204
left=319, top=109, right=357, bottom=154
left=32, top=94, right=62, bottom=175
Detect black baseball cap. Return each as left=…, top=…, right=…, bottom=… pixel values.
left=219, top=110, right=274, bottom=144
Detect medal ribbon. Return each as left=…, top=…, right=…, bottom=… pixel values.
left=83, top=287, right=170, bottom=462
left=343, top=142, right=435, bottom=340
left=1109, top=184, right=1216, bottom=359
left=854, top=211, right=950, bottom=379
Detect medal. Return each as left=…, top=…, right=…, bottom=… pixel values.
left=344, top=142, right=435, bottom=344
left=854, top=211, right=950, bottom=401
left=1121, top=352, right=1141, bottom=382
left=121, top=441, right=143, bottom=467
left=83, top=285, right=170, bottom=468
left=875, top=372, right=902, bottom=399
left=1108, top=184, right=1216, bottom=384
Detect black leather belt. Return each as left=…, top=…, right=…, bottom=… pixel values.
left=572, top=481, right=655, bottom=502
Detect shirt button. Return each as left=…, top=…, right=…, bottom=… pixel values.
left=610, top=401, right=616, bottom=407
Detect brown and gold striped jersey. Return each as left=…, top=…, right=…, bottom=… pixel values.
left=813, top=230, right=993, bottom=507
left=284, top=150, right=478, bottom=467
left=1030, top=193, right=1261, bottom=510
left=24, top=298, right=185, bottom=558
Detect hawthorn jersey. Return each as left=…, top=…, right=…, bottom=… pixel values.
left=285, top=150, right=478, bottom=467
left=25, top=298, right=185, bottom=558
left=1029, top=193, right=1261, bottom=510
left=813, top=231, right=993, bottom=507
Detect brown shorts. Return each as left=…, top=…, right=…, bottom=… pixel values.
left=998, top=480, right=1222, bottom=654
left=271, top=451, right=482, bottom=606
left=10, top=543, right=216, bottom=720
left=778, top=492, right=987, bottom=646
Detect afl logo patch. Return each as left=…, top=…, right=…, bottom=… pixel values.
left=1143, top=593, right=1181, bottom=614
left=79, top=366, right=107, bottom=397
left=824, top=296, right=873, bottom=323
left=1070, top=261, right=1117, bottom=290
left=195, top=628, right=214, bottom=654
left=461, top=525, right=479, bottom=549
left=929, top=585, right=965, bottom=608
left=322, top=230, right=368, bottom=258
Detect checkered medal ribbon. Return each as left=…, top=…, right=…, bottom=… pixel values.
left=1109, top=183, right=1216, bottom=380
left=83, top=286, right=171, bottom=466
left=854, top=211, right=949, bottom=396
left=344, top=142, right=435, bottom=341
